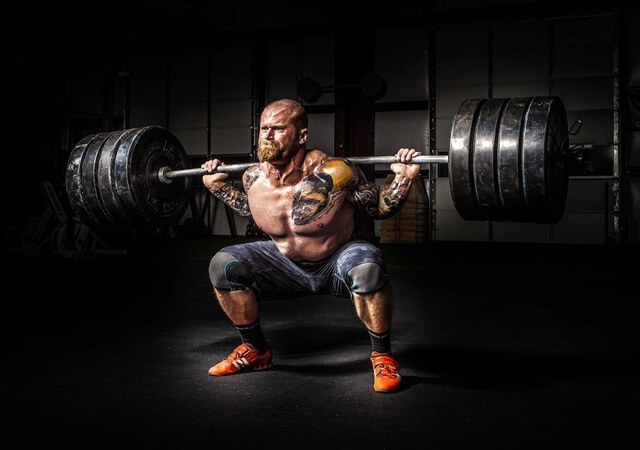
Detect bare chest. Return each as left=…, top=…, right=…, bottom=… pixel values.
left=247, top=177, right=349, bottom=237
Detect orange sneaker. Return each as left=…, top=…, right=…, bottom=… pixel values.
left=370, top=351, right=402, bottom=393
left=208, top=343, right=273, bottom=376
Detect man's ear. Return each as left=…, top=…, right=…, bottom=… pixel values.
left=299, top=128, right=309, bottom=145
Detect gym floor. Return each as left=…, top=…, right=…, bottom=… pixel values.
left=2, top=237, right=639, bottom=449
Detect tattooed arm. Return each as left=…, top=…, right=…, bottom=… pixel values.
left=352, top=148, right=422, bottom=220
left=201, top=158, right=252, bottom=217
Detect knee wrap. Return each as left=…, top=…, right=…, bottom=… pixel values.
left=347, top=262, right=389, bottom=294
left=209, top=252, right=252, bottom=290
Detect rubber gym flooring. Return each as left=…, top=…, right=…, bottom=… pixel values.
left=2, top=237, right=639, bottom=449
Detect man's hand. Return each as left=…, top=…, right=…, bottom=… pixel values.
left=390, top=148, right=422, bottom=179
left=201, top=159, right=230, bottom=190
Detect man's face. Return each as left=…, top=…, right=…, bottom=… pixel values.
left=257, top=106, right=303, bottom=163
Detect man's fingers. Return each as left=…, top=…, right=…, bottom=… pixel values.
left=396, top=148, right=421, bottom=163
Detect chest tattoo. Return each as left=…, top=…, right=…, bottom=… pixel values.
left=291, top=159, right=356, bottom=225
left=291, top=172, right=333, bottom=225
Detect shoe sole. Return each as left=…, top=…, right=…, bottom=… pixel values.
left=374, top=386, right=400, bottom=393
left=209, top=361, right=273, bottom=376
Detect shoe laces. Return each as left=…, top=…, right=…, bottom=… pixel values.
left=374, top=362, right=400, bottom=379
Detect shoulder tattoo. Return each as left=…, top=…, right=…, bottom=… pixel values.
left=243, top=167, right=260, bottom=190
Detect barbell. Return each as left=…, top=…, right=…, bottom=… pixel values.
left=65, top=96, right=570, bottom=230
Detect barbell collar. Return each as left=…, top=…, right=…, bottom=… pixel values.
left=158, top=154, right=448, bottom=184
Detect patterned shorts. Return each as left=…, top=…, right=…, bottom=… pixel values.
left=217, top=239, right=387, bottom=300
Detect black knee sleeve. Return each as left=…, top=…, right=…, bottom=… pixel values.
left=347, top=262, right=389, bottom=294
left=209, top=252, right=253, bottom=290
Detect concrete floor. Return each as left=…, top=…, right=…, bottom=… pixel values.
left=2, top=237, right=638, bottom=449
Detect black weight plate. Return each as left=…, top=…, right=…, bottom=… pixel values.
left=114, top=125, right=192, bottom=226
left=450, top=96, right=569, bottom=223
left=521, top=96, right=569, bottom=223
left=66, top=133, right=102, bottom=227
left=448, top=98, right=485, bottom=221
left=472, top=98, right=509, bottom=220
left=82, top=131, right=128, bottom=228
left=544, top=98, right=570, bottom=222
left=496, top=97, right=531, bottom=221
left=96, top=128, right=139, bottom=228
left=67, top=132, right=115, bottom=228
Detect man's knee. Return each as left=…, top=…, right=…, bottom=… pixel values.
left=209, top=252, right=252, bottom=290
left=347, top=262, right=389, bottom=294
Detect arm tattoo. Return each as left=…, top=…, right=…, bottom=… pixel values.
left=210, top=183, right=251, bottom=217
left=377, top=177, right=413, bottom=218
left=352, top=165, right=414, bottom=219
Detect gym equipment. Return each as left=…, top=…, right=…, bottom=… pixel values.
left=65, top=96, right=570, bottom=229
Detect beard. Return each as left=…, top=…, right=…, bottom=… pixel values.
left=257, top=139, right=283, bottom=162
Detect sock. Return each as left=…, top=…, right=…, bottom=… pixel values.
left=236, top=319, right=268, bottom=350
left=368, top=328, right=392, bottom=354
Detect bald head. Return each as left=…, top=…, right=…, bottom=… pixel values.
left=262, top=99, right=308, bottom=134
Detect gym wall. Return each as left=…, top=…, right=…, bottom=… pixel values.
left=51, top=5, right=640, bottom=244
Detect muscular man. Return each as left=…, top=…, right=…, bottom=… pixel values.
left=201, top=98, right=421, bottom=393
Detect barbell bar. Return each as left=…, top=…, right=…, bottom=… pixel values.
left=157, top=155, right=450, bottom=183
left=65, top=96, right=570, bottom=230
